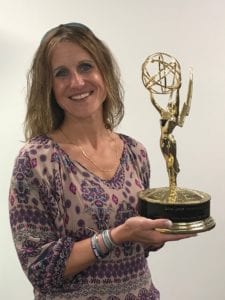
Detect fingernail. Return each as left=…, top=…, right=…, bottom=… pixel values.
left=166, top=220, right=173, bottom=227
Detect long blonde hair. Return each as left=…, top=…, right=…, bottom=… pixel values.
left=24, top=23, right=124, bottom=140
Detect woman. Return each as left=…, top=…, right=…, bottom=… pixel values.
left=9, top=23, right=194, bottom=300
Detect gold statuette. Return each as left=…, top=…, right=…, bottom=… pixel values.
left=138, top=52, right=216, bottom=233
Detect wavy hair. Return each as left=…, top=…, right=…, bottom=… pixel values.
left=24, top=23, right=124, bottom=140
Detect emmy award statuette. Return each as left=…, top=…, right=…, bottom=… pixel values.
left=138, top=52, right=216, bottom=234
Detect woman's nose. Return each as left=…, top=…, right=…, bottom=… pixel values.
left=70, top=72, right=85, bottom=88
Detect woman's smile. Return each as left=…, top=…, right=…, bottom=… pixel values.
left=69, top=91, right=93, bottom=101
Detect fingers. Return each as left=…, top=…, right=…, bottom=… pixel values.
left=146, top=219, right=197, bottom=240
left=160, top=232, right=197, bottom=243
left=124, top=217, right=197, bottom=245
left=168, top=233, right=197, bottom=240
left=124, top=216, right=172, bottom=231
left=146, top=218, right=173, bottom=230
left=144, top=218, right=197, bottom=243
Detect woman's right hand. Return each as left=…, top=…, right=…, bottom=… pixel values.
left=110, top=216, right=196, bottom=247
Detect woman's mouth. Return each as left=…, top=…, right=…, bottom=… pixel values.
left=69, top=91, right=93, bottom=101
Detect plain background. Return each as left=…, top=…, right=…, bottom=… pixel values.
left=1, top=1, right=225, bottom=299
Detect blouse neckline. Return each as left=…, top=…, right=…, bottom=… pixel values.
left=44, top=133, right=127, bottom=182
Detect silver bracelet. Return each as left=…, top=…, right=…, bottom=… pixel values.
left=91, top=234, right=101, bottom=260
left=91, top=234, right=108, bottom=260
left=102, top=229, right=117, bottom=251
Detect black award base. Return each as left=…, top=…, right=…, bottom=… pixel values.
left=138, top=187, right=216, bottom=234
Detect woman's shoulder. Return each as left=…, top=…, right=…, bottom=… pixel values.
left=118, top=133, right=150, bottom=186
left=11, top=135, right=61, bottom=179
left=14, top=135, right=60, bottom=166
left=18, top=135, right=55, bottom=154
left=118, top=133, right=148, bottom=153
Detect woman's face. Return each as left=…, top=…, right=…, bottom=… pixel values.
left=51, top=41, right=107, bottom=123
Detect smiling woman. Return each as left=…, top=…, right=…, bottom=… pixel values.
left=8, top=22, right=196, bottom=300
left=24, top=23, right=124, bottom=139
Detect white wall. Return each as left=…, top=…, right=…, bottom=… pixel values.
left=1, top=0, right=224, bottom=299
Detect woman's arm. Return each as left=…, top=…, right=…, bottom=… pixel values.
left=63, top=217, right=196, bottom=278
left=9, top=151, right=76, bottom=293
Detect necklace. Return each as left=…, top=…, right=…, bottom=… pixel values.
left=59, top=128, right=118, bottom=173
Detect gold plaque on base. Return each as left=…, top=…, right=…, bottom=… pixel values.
left=138, top=53, right=216, bottom=234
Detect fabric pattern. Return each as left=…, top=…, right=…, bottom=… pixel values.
left=9, top=134, right=160, bottom=300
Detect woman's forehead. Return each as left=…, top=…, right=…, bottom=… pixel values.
left=51, top=42, right=93, bottom=67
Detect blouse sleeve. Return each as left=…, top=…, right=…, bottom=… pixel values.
left=9, top=149, right=74, bottom=294
left=138, top=147, right=151, bottom=190
left=130, top=139, right=165, bottom=256
left=131, top=138, right=151, bottom=189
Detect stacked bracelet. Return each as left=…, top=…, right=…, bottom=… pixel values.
left=91, top=233, right=108, bottom=260
left=102, top=229, right=117, bottom=251
left=90, top=229, right=118, bottom=260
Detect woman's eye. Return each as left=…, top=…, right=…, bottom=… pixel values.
left=79, top=63, right=93, bottom=73
left=55, top=68, right=68, bottom=77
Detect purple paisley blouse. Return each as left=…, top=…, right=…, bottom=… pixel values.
left=9, top=134, right=160, bottom=300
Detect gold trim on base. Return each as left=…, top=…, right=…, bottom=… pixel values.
left=156, top=217, right=216, bottom=234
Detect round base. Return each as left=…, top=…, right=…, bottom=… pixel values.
left=138, top=187, right=216, bottom=234
left=156, top=216, right=216, bottom=234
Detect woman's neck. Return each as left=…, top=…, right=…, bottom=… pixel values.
left=59, top=118, right=111, bottom=149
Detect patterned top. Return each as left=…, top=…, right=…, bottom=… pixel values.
left=9, top=134, right=160, bottom=300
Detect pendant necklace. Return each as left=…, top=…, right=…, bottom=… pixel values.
left=59, top=128, right=118, bottom=173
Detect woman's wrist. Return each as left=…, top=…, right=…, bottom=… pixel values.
left=110, top=224, right=129, bottom=245
left=90, top=229, right=120, bottom=260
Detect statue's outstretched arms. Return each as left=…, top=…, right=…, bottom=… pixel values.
left=150, top=93, right=164, bottom=115
left=178, top=70, right=193, bottom=127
